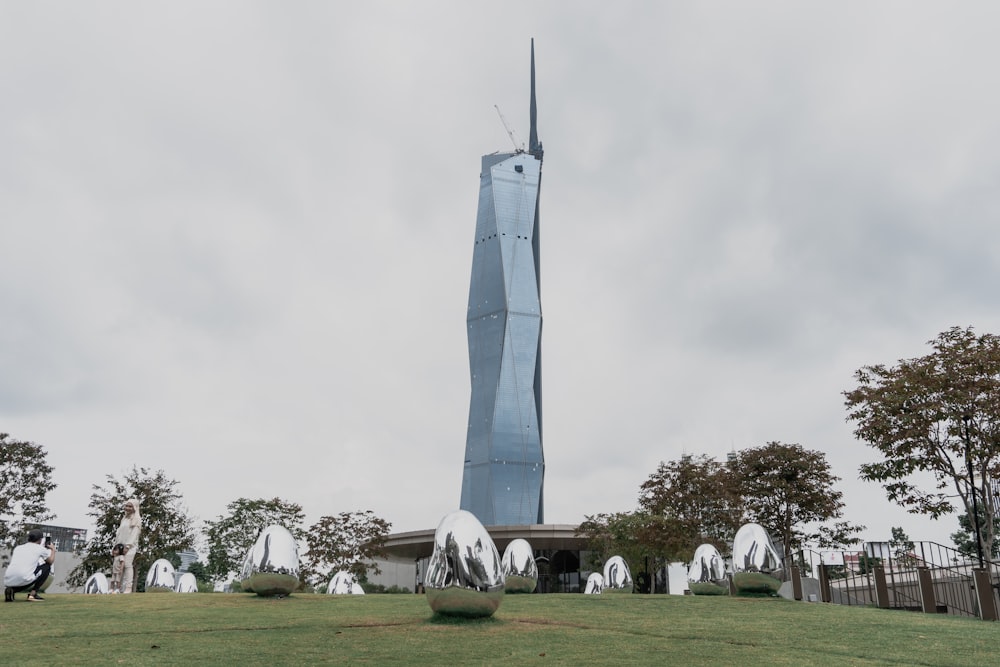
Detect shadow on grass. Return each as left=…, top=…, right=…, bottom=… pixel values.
left=428, top=613, right=504, bottom=626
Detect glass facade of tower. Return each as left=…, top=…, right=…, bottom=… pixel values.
left=460, top=150, right=544, bottom=526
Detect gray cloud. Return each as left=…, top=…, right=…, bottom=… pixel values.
left=3, top=2, right=999, bottom=548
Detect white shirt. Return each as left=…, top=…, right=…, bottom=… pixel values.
left=3, top=542, right=51, bottom=587
left=115, top=521, right=140, bottom=551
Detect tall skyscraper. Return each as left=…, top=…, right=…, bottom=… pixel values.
left=460, top=41, right=545, bottom=526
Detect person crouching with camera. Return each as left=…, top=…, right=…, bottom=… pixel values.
left=4, top=529, right=56, bottom=602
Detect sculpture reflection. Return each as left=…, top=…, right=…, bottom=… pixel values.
left=602, top=555, right=632, bottom=593
left=732, top=523, right=782, bottom=573
left=84, top=572, right=109, bottom=594
left=424, top=510, right=504, bottom=617
left=175, top=572, right=198, bottom=593
left=327, top=570, right=365, bottom=595
left=501, top=538, right=537, bottom=593
left=688, top=544, right=726, bottom=583
left=240, top=524, right=300, bottom=597
left=145, top=558, right=176, bottom=592
left=584, top=572, right=604, bottom=594
left=687, top=543, right=729, bottom=595
left=731, top=522, right=783, bottom=596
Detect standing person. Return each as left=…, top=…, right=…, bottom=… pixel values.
left=110, top=498, right=141, bottom=594
left=4, top=529, right=56, bottom=602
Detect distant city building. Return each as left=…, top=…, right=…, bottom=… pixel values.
left=460, top=41, right=545, bottom=525
left=34, top=524, right=88, bottom=553
left=176, top=549, right=199, bottom=572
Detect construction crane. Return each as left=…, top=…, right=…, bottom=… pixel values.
left=494, top=105, right=524, bottom=153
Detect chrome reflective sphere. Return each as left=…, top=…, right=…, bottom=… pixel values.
left=424, top=510, right=504, bottom=617
left=145, top=558, right=176, bottom=592
left=732, top=523, right=782, bottom=573
left=240, top=524, right=300, bottom=596
left=501, top=538, right=537, bottom=593
left=327, top=570, right=364, bottom=595
left=688, top=544, right=727, bottom=584
left=175, top=572, right=198, bottom=593
left=84, top=572, right=109, bottom=594
left=584, top=572, right=604, bottom=594
left=602, top=555, right=633, bottom=593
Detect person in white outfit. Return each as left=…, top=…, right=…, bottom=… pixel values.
left=110, top=499, right=141, bottom=594
left=4, top=529, right=56, bottom=602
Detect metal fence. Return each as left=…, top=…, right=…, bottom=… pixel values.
left=795, top=541, right=999, bottom=621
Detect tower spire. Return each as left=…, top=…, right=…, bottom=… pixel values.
left=529, top=38, right=540, bottom=157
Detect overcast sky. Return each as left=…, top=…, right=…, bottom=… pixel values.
left=3, top=2, right=999, bottom=552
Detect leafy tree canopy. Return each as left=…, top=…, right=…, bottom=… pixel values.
left=68, top=467, right=196, bottom=588
left=576, top=510, right=685, bottom=574
left=185, top=560, right=212, bottom=584
left=855, top=553, right=881, bottom=575
left=734, top=441, right=857, bottom=557
left=203, top=497, right=306, bottom=581
left=889, top=526, right=918, bottom=567
left=0, top=433, right=56, bottom=559
left=638, top=454, right=744, bottom=554
left=845, top=326, right=1000, bottom=561
left=583, top=445, right=862, bottom=571
left=813, top=521, right=867, bottom=550
left=305, top=510, right=391, bottom=587
left=950, top=505, right=1000, bottom=560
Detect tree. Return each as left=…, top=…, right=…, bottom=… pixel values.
left=950, top=505, right=1000, bottom=560
left=305, top=510, right=391, bottom=587
left=890, top=526, right=917, bottom=568
left=185, top=560, right=211, bottom=584
left=576, top=510, right=682, bottom=577
left=638, top=454, right=744, bottom=556
left=814, top=521, right=867, bottom=550
left=855, top=553, right=882, bottom=575
left=68, top=467, right=196, bottom=588
left=203, top=497, right=306, bottom=582
left=845, top=326, right=1000, bottom=562
left=734, top=442, right=858, bottom=560
left=0, top=433, right=57, bottom=560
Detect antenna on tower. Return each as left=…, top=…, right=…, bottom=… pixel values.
left=529, top=37, right=540, bottom=157
left=494, top=104, right=524, bottom=153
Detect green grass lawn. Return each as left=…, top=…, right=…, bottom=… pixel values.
left=1, top=592, right=996, bottom=665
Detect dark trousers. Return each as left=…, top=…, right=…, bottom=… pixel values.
left=9, top=561, right=51, bottom=593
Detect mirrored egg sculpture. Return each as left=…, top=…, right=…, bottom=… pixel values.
left=687, top=544, right=729, bottom=595
left=732, top=523, right=782, bottom=573
left=240, top=524, right=300, bottom=597
left=84, top=572, right=109, bottom=594
left=731, top=522, right=783, bottom=596
left=688, top=544, right=727, bottom=583
left=326, top=570, right=365, bottom=595
left=501, top=538, right=537, bottom=594
left=602, top=555, right=633, bottom=593
left=584, top=572, right=604, bottom=594
left=424, top=510, right=504, bottom=617
left=145, top=558, right=176, bottom=592
left=175, top=572, right=199, bottom=593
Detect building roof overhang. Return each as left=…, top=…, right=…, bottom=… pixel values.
left=381, top=523, right=587, bottom=561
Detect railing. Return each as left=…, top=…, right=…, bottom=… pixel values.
left=796, top=541, right=1000, bottom=621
